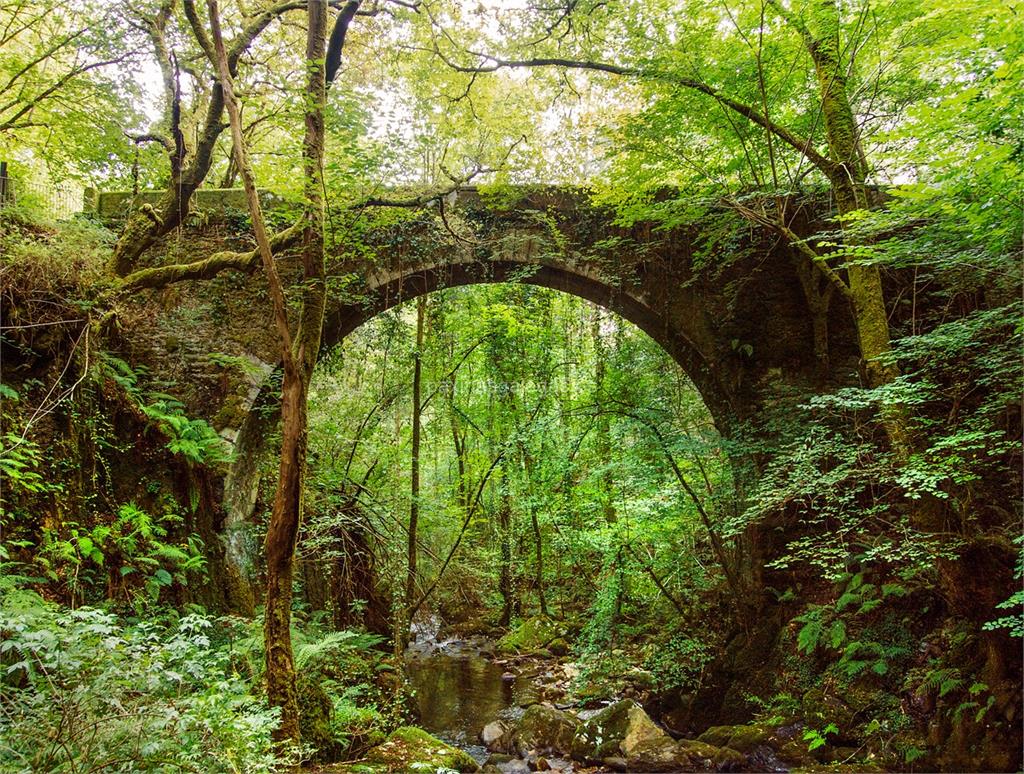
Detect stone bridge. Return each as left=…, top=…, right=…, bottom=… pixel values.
left=108, top=185, right=860, bottom=610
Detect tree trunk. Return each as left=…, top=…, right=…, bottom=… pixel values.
left=804, top=0, right=910, bottom=457
left=207, top=0, right=328, bottom=744
left=591, top=308, right=616, bottom=523
left=498, top=483, right=515, bottom=627
left=405, top=296, right=426, bottom=635
left=530, top=505, right=548, bottom=616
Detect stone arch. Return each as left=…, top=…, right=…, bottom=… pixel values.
left=221, top=258, right=739, bottom=600
left=213, top=189, right=860, bottom=610
left=321, top=256, right=739, bottom=433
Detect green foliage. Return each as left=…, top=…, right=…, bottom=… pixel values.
left=224, top=616, right=406, bottom=759
left=644, top=634, right=713, bottom=693
left=983, top=536, right=1024, bottom=637
left=0, top=435, right=52, bottom=496
left=96, top=352, right=231, bottom=465
left=793, top=572, right=914, bottom=684
left=142, top=400, right=232, bottom=465
left=21, top=501, right=207, bottom=608
left=0, top=590, right=289, bottom=772
left=804, top=723, right=839, bottom=752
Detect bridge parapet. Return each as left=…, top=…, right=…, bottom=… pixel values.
left=89, top=188, right=288, bottom=220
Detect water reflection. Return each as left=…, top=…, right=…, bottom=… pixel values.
left=406, top=648, right=517, bottom=747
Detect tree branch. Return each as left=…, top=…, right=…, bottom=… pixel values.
left=119, top=222, right=301, bottom=291
left=432, top=48, right=839, bottom=176
left=326, top=1, right=361, bottom=85
left=725, top=196, right=853, bottom=300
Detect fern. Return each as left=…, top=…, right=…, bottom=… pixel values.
left=142, top=401, right=231, bottom=465
left=917, top=667, right=963, bottom=698
left=796, top=608, right=824, bottom=653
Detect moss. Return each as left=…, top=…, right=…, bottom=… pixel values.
left=298, top=672, right=341, bottom=762
left=212, top=393, right=250, bottom=431
left=512, top=704, right=579, bottom=756
left=790, top=764, right=884, bottom=773
left=675, top=738, right=739, bottom=766
left=724, top=724, right=771, bottom=753
left=363, top=726, right=480, bottom=772
left=222, top=561, right=255, bottom=616
left=713, top=745, right=748, bottom=769
left=570, top=699, right=664, bottom=762
left=547, top=637, right=570, bottom=656
left=696, top=725, right=737, bottom=748
left=495, top=616, right=561, bottom=654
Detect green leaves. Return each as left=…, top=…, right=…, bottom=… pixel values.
left=0, top=434, right=51, bottom=495
left=984, top=535, right=1024, bottom=638
left=803, top=723, right=839, bottom=751
left=0, top=594, right=284, bottom=771
left=142, top=401, right=232, bottom=466
left=796, top=608, right=824, bottom=654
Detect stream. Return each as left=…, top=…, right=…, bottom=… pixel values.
left=404, top=616, right=539, bottom=764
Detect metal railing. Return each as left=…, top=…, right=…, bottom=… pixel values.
left=0, top=166, right=82, bottom=220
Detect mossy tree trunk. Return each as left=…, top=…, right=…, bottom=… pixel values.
left=111, top=0, right=285, bottom=276
left=777, top=0, right=911, bottom=456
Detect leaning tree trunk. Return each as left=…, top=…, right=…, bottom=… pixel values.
left=207, top=0, right=328, bottom=743
left=805, top=0, right=911, bottom=458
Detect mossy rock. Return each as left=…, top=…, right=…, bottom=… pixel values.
left=801, top=683, right=884, bottom=737
left=711, top=745, right=747, bottom=770
left=790, top=763, right=884, bottom=773
left=675, top=739, right=745, bottom=771
left=697, top=722, right=820, bottom=766
left=512, top=704, right=579, bottom=756
left=571, top=699, right=670, bottom=763
left=363, top=726, right=480, bottom=772
left=695, top=725, right=736, bottom=748
left=298, top=673, right=341, bottom=762
left=623, top=668, right=657, bottom=690
left=496, top=617, right=562, bottom=655
left=547, top=638, right=571, bottom=657
left=720, top=720, right=770, bottom=753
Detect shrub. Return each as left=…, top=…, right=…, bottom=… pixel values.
left=0, top=590, right=289, bottom=772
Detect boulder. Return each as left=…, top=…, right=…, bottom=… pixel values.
left=297, top=672, right=340, bottom=762
left=363, top=726, right=480, bottom=772
left=707, top=724, right=772, bottom=753
left=481, top=719, right=512, bottom=752
left=675, top=739, right=746, bottom=771
left=547, top=638, right=571, bottom=657
left=512, top=704, right=580, bottom=756
left=496, top=617, right=562, bottom=655
left=570, top=700, right=745, bottom=772
left=696, top=725, right=737, bottom=749
left=571, top=699, right=665, bottom=761
left=696, top=722, right=818, bottom=768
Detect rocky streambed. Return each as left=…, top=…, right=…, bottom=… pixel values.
left=326, top=618, right=884, bottom=773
